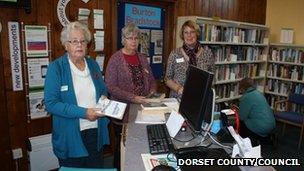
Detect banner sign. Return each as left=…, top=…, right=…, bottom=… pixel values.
left=125, top=3, right=161, bottom=28
left=8, top=21, right=23, bottom=91
left=57, top=0, right=71, bottom=26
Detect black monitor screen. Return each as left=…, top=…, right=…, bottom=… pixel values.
left=178, top=65, right=214, bottom=132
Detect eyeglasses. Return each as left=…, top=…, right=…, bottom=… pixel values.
left=183, top=31, right=196, bottom=35
left=68, top=39, right=87, bottom=46
left=125, top=36, right=139, bottom=41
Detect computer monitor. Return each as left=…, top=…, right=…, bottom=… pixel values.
left=178, top=65, right=215, bottom=132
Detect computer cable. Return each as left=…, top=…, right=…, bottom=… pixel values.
left=207, top=132, right=233, bottom=151
left=172, top=132, right=196, bottom=143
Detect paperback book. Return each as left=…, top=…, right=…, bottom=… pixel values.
left=95, top=97, right=127, bottom=120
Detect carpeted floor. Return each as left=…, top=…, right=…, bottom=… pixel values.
left=261, top=122, right=304, bottom=171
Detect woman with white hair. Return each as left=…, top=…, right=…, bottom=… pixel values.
left=44, top=21, right=110, bottom=168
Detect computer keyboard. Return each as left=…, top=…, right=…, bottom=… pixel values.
left=146, top=124, right=174, bottom=154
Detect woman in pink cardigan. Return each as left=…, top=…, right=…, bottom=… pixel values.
left=105, top=23, right=156, bottom=104
left=105, top=23, right=156, bottom=170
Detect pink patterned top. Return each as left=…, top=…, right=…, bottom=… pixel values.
left=105, top=50, right=156, bottom=103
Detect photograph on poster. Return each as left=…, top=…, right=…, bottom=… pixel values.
left=29, top=91, right=48, bottom=119
left=27, top=58, right=49, bottom=89
left=25, top=25, right=48, bottom=57
left=151, top=30, right=163, bottom=55
left=152, top=55, right=162, bottom=64
left=139, top=29, right=150, bottom=55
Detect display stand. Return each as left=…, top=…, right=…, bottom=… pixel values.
left=21, top=22, right=52, bottom=123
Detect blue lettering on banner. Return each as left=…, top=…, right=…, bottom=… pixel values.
left=125, top=4, right=161, bottom=28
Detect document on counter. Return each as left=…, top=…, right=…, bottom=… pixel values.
left=135, top=110, right=166, bottom=124
left=141, top=153, right=179, bottom=171
left=166, top=110, right=184, bottom=137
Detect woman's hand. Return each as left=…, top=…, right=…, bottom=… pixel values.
left=85, top=108, right=105, bottom=121
left=133, top=96, right=147, bottom=104
left=177, top=86, right=184, bottom=95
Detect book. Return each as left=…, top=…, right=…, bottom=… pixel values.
left=95, top=97, right=127, bottom=120
left=141, top=102, right=169, bottom=111
left=145, top=93, right=165, bottom=103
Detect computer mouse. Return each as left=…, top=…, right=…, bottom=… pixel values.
left=152, top=165, right=176, bottom=171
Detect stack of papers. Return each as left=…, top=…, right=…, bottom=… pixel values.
left=135, top=98, right=179, bottom=124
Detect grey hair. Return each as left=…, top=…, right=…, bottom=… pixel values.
left=60, top=21, right=92, bottom=46
left=121, top=23, right=140, bottom=45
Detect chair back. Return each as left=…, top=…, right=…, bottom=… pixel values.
left=289, top=94, right=304, bottom=105
left=230, top=104, right=240, bottom=133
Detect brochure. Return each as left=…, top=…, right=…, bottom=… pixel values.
left=141, top=153, right=179, bottom=171
left=95, top=97, right=127, bottom=120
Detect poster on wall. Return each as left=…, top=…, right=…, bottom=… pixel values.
left=29, top=90, right=47, bottom=119
left=140, top=29, right=150, bottom=55
left=151, top=30, right=163, bottom=55
left=27, top=58, right=49, bottom=89
left=124, top=3, right=161, bottom=28
left=25, top=25, right=48, bottom=57
left=118, top=2, right=164, bottom=79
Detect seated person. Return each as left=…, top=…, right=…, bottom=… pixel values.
left=238, top=78, right=276, bottom=145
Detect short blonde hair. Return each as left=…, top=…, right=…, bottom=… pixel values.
left=60, top=21, right=91, bottom=46
left=179, top=20, right=200, bottom=41
left=121, top=23, right=140, bottom=45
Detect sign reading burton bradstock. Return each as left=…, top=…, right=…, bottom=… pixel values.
left=125, top=3, right=161, bottom=28
left=8, top=21, right=23, bottom=91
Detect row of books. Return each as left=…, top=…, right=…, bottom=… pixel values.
left=267, top=64, right=304, bottom=81
left=266, top=79, right=304, bottom=95
left=266, top=95, right=304, bottom=113
left=215, top=83, right=239, bottom=99
left=199, top=24, right=268, bottom=44
left=215, top=64, right=264, bottom=82
left=270, top=48, right=304, bottom=63
left=211, top=46, right=266, bottom=62
left=266, top=95, right=287, bottom=110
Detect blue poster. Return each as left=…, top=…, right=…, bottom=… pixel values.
left=125, top=3, right=161, bottom=28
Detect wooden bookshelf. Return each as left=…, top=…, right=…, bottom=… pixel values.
left=265, top=43, right=304, bottom=109
left=176, top=16, right=270, bottom=104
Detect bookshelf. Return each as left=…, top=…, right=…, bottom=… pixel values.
left=176, top=16, right=269, bottom=104
left=265, top=43, right=304, bottom=110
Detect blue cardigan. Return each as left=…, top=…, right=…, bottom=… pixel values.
left=44, top=53, right=110, bottom=159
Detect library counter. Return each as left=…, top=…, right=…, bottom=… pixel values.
left=122, top=104, right=149, bottom=171
left=121, top=104, right=275, bottom=171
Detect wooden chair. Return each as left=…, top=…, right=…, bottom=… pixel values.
left=274, top=93, right=304, bottom=149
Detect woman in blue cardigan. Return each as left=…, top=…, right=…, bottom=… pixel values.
left=44, top=21, right=109, bottom=168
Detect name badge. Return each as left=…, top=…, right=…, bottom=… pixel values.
left=176, top=58, right=184, bottom=63
left=61, top=85, right=68, bottom=91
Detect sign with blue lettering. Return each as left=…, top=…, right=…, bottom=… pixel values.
left=125, top=4, right=161, bottom=28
